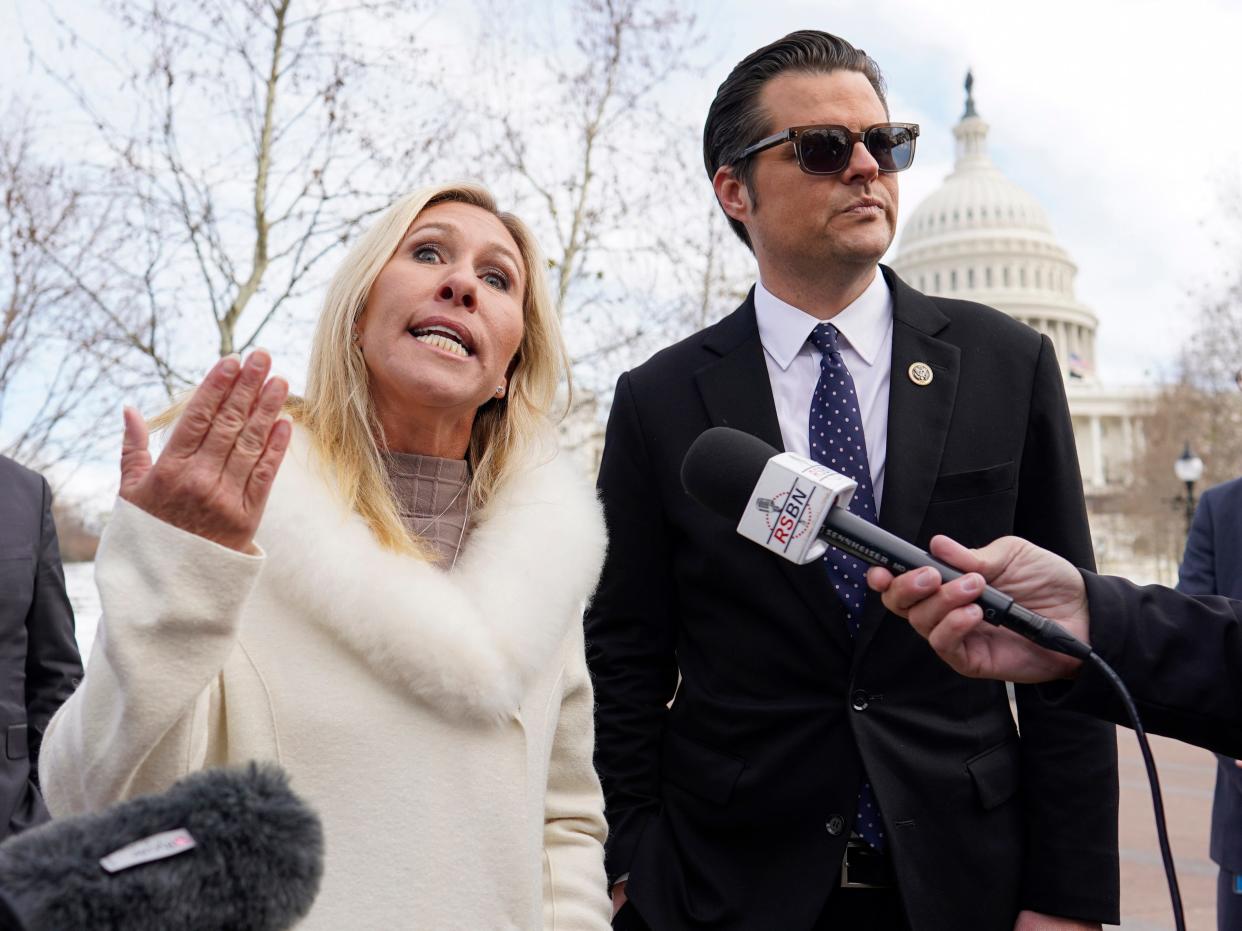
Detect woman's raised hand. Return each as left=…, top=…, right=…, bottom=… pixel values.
left=119, top=351, right=292, bottom=553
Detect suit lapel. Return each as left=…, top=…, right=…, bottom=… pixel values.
left=856, top=267, right=960, bottom=654
left=694, top=293, right=854, bottom=657
left=693, top=294, right=784, bottom=450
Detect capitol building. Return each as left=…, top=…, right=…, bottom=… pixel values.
left=890, top=77, right=1155, bottom=572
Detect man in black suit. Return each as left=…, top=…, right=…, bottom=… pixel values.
left=585, top=30, right=1119, bottom=931
left=1177, top=478, right=1242, bottom=929
left=0, top=455, right=83, bottom=840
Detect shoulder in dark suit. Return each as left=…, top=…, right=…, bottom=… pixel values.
left=1176, top=478, right=1242, bottom=874
left=0, top=456, right=83, bottom=840
left=587, top=268, right=1119, bottom=930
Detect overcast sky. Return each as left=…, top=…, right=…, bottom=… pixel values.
left=5, top=0, right=1242, bottom=504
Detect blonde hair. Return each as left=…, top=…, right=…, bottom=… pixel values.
left=158, top=183, right=570, bottom=556
left=287, top=182, right=570, bottom=555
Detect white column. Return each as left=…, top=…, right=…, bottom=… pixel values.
left=1090, top=416, right=1106, bottom=487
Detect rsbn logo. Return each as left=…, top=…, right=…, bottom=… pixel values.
left=757, top=485, right=815, bottom=548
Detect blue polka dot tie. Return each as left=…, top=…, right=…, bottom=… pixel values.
left=807, top=322, right=887, bottom=853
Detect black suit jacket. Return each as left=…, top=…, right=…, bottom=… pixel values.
left=1050, top=571, right=1242, bottom=760
left=586, top=267, right=1120, bottom=930
left=0, top=456, right=83, bottom=840
left=1175, top=478, right=1242, bottom=872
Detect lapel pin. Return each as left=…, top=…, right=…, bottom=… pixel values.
left=908, top=362, right=934, bottom=386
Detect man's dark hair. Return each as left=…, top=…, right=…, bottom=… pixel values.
left=703, top=30, right=888, bottom=251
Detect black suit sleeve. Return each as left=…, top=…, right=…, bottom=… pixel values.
left=1171, top=490, right=1242, bottom=789
left=25, top=477, right=83, bottom=777
left=1010, top=335, right=1121, bottom=921
left=1177, top=491, right=1217, bottom=597
left=1042, top=573, right=1242, bottom=759
left=585, top=372, right=680, bottom=884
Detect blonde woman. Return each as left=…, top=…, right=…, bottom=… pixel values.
left=39, top=184, right=611, bottom=929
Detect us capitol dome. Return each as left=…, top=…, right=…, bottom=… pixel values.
left=890, top=73, right=1152, bottom=500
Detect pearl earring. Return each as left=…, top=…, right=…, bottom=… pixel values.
left=495, top=385, right=505, bottom=397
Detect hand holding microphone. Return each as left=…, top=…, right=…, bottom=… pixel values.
left=680, top=426, right=1093, bottom=666
left=866, top=534, right=1089, bottom=682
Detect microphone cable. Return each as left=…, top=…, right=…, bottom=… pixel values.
left=877, top=581, right=1185, bottom=930
left=1081, top=650, right=1184, bottom=931
left=680, top=425, right=1187, bottom=929
left=1004, top=611, right=1183, bottom=931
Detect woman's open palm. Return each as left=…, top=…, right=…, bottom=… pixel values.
left=119, top=351, right=291, bottom=553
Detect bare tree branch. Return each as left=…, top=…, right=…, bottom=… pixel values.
left=0, top=105, right=128, bottom=469
left=1116, top=187, right=1242, bottom=567
left=477, top=0, right=713, bottom=454
left=26, top=0, right=458, bottom=398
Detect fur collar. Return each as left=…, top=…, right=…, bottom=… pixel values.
left=255, top=426, right=605, bottom=724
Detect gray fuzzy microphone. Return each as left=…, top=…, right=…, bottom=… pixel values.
left=0, top=763, right=323, bottom=931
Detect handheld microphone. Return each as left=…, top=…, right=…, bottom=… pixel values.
left=0, top=763, right=323, bottom=931
left=680, top=426, right=1091, bottom=661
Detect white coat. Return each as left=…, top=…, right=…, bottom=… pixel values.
left=40, top=426, right=611, bottom=930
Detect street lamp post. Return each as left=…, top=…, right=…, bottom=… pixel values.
left=1173, top=441, right=1204, bottom=537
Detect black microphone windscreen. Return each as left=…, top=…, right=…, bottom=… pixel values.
left=681, top=426, right=779, bottom=520
left=0, top=763, right=323, bottom=931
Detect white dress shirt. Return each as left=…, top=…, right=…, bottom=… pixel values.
left=754, top=271, right=894, bottom=508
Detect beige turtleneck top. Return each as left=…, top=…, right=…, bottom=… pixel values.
left=384, top=452, right=471, bottom=568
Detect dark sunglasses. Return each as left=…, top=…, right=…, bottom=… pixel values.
left=736, top=122, right=920, bottom=175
